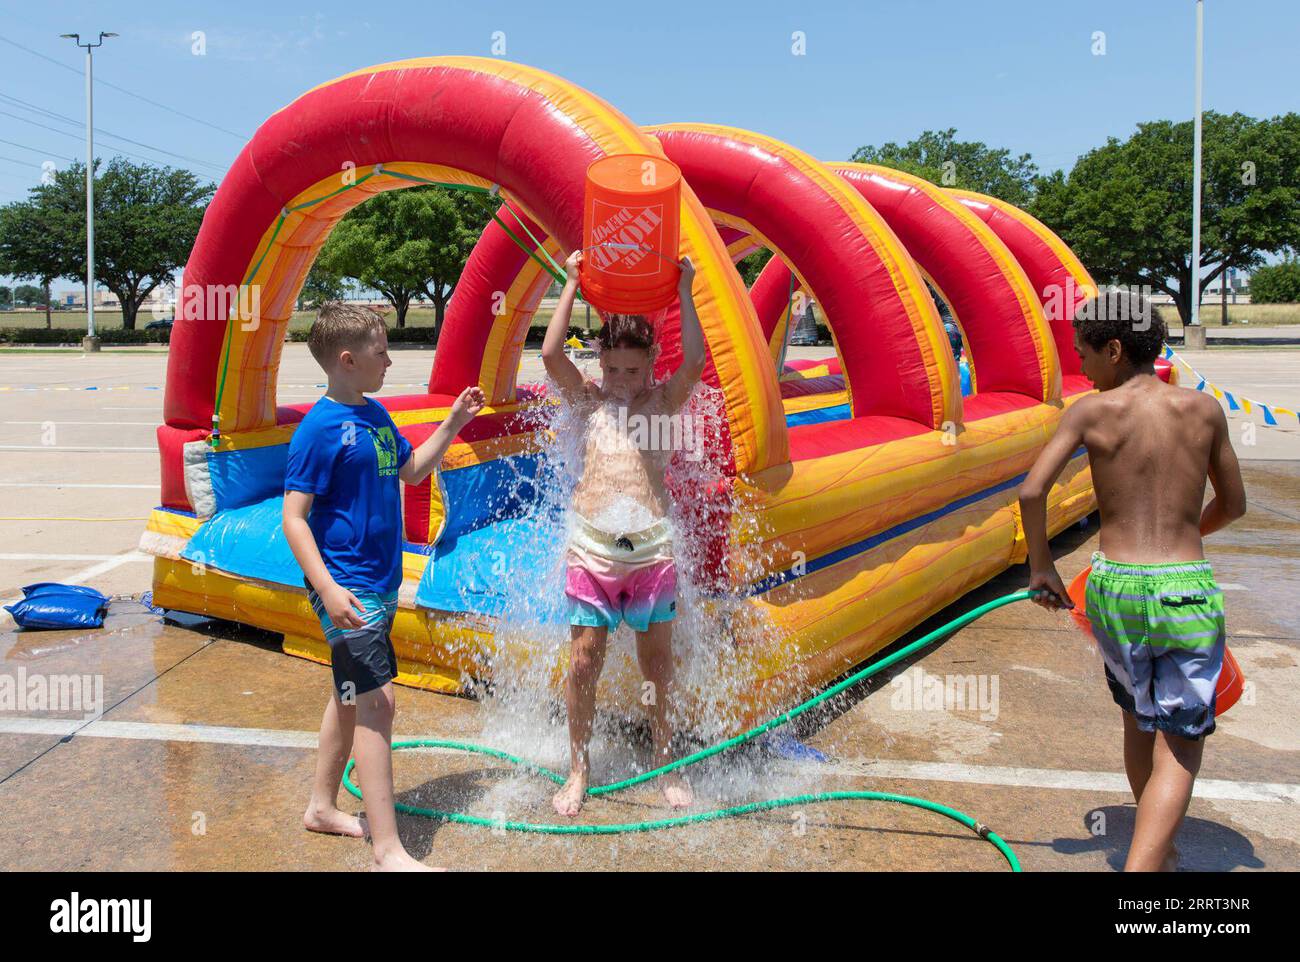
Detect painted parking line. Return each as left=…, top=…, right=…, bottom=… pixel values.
left=0, top=446, right=155, bottom=452
left=0, top=483, right=155, bottom=490
left=775, top=757, right=1298, bottom=805
left=0, top=715, right=1292, bottom=805
left=0, top=717, right=320, bottom=751
left=2, top=421, right=158, bottom=426
left=0, top=551, right=151, bottom=623
left=0, top=553, right=150, bottom=562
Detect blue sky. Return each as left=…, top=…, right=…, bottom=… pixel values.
left=1, top=0, right=1296, bottom=286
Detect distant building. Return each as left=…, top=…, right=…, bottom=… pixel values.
left=51, top=284, right=178, bottom=312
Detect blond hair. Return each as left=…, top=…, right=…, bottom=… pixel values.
left=308, top=302, right=386, bottom=367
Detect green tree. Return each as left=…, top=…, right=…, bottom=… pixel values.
left=0, top=199, right=66, bottom=328
left=316, top=185, right=491, bottom=336
left=3, top=159, right=213, bottom=329
left=736, top=248, right=773, bottom=287
left=850, top=128, right=1039, bottom=206
left=297, top=262, right=349, bottom=309
left=14, top=283, right=44, bottom=307
left=1248, top=255, right=1300, bottom=303
left=0, top=285, right=11, bottom=309
left=1031, top=112, right=1300, bottom=325
left=421, top=189, right=494, bottom=341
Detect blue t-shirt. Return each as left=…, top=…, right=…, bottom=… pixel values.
left=284, top=397, right=413, bottom=594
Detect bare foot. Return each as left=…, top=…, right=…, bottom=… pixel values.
left=553, top=773, right=588, bottom=817
left=1161, top=845, right=1181, bottom=872
left=303, top=804, right=367, bottom=838
left=373, top=849, right=444, bottom=872
left=662, top=772, right=692, bottom=809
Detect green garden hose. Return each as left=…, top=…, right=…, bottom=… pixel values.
left=343, top=590, right=1038, bottom=870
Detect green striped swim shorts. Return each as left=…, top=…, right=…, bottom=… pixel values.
left=1085, top=551, right=1226, bottom=739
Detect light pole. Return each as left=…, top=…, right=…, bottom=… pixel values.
left=60, top=31, right=117, bottom=352
left=1187, top=1, right=1206, bottom=349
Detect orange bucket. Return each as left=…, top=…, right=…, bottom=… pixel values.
left=580, top=154, right=681, bottom=314
left=1066, top=565, right=1243, bottom=715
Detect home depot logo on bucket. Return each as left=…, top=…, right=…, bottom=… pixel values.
left=587, top=201, right=665, bottom=277
left=580, top=154, right=682, bottom=314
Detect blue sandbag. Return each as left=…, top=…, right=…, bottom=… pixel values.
left=4, top=583, right=110, bottom=630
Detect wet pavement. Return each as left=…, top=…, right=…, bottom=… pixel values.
left=1, top=346, right=1297, bottom=871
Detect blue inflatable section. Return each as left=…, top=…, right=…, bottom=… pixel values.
left=439, top=453, right=541, bottom=539
left=209, top=444, right=290, bottom=511
left=414, top=452, right=562, bottom=618
left=785, top=403, right=851, bottom=428
left=178, top=452, right=543, bottom=597
left=960, top=358, right=973, bottom=397
left=416, top=511, right=567, bottom=622
left=181, top=496, right=437, bottom=589
left=182, top=497, right=305, bottom=587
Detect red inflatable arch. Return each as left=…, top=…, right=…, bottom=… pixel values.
left=751, top=163, right=1061, bottom=403
left=159, top=57, right=786, bottom=512
left=949, top=188, right=1097, bottom=382
left=434, top=124, right=963, bottom=437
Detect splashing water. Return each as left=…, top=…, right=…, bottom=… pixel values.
left=429, top=375, right=829, bottom=817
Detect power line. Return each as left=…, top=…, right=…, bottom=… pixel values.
left=0, top=138, right=75, bottom=163
left=0, top=93, right=229, bottom=174
left=0, top=108, right=161, bottom=169
left=0, top=107, right=227, bottom=176
left=0, top=32, right=249, bottom=142
left=0, top=91, right=78, bottom=126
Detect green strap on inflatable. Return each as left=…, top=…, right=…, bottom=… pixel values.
left=775, top=265, right=797, bottom=375
left=209, top=168, right=571, bottom=442
left=343, top=590, right=1038, bottom=870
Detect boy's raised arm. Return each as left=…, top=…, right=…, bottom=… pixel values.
left=540, top=250, right=589, bottom=405
left=1019, top=398, right=1092, bottom=609
left=662, top=257, right=705, bottom=412
left=1200, top=400, right=1247, bottom=536
left=399, top=385, right=485, bottom=486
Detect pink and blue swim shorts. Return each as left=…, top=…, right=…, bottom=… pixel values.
left=564, top=516, right=677, bottom=632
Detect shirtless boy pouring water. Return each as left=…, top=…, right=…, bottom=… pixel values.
left=541, top=250, right=705, bottom=817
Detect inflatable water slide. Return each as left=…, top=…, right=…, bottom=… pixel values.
left=142, top=57, right=1117, bottom=718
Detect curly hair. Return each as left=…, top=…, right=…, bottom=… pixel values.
left=595, top=313, right=655, bottom=353
left=1072, top=290, right=1166, bottom=365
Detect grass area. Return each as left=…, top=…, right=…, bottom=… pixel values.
left=0, top=310, right=152, bottom=330
left=0, top=347, right=169, bottom=355
left=1164, top=303, right=1300, bottom=326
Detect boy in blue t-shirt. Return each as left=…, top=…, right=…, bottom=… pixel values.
left=283, top=302, right=483, bottom=872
